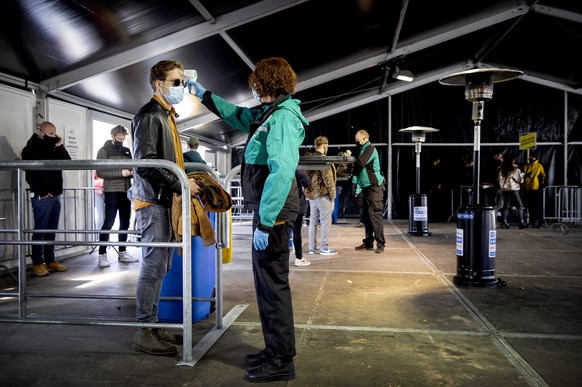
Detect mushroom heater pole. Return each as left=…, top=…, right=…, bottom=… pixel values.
left=399, top=126, right=439, bottom=237
left=439, top=68, right=523, bottom=287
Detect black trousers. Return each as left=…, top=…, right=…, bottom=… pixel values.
left=251, top=213, right=296, bottom=359
left=99, top=191, right=131, bottom=254
left=524, top=189, right=544, bottom=224
left=292, top=212, right=304, bottom=259
left=362, top=184, right=386, bottom=247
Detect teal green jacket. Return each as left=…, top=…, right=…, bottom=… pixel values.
left=202, top=93, right=307, bottom=229
left=352, top=141, right=384, bottom=188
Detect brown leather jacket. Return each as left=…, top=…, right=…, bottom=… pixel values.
left=171, top=172, right=232, bottom=246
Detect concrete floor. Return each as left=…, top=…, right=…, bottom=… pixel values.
left=1, top=219, right=581, bottom=386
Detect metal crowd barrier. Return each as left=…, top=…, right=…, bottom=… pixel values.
left=229, top=181, right=253, bottom=222
left=544, top=185, right=582, bottom=231
left=0, top=159, right=243, bottom=367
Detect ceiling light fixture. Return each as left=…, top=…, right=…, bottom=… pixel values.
left=393, top=66, right=414, bottom=82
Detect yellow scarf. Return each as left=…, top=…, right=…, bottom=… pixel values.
left=153, top=95, right=184, bottom=169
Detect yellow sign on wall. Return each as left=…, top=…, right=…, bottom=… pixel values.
left=519, top=132, right=537, bottom=150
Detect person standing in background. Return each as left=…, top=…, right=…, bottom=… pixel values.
left=523, top=152, right=546, bottom=228
left=183, top=136, right=207, bottom=173
left=293, top=168, right=311, bottom=266
left=21, top=121, right=71, bottom=277
left=131, top=59, right=202, bottom=357
left=481, top=151, right=504, bottom=209
left=95, top=125, right=138, bottom=268
left=480, top=151, right=504, bottom=227
left=352, top=130, right=386, bottom=253
left=305, top=136, right=338, bottom=256
left=354, top=181, right=364, bottom=227
left=498, top=154, right=525, bottom=229
left=427, top=157, right=448, bottom=222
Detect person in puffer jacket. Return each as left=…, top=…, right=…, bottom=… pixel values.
left=95, top=125, right=138, bottom=267
left=188, top=57, right=307, bottom=383
left=498, top=154, right=525, bottom=229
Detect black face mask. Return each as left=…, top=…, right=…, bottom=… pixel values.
left=355, top=141, right=362, bottom=147
left=44, top=136, right=58, bottom=146
left=114, top=141, right=124, bottom=148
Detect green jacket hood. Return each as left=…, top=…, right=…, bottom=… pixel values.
left=277, top=98, right=309, bottom=128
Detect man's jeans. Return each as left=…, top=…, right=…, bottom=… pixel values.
left=308, top=195, right=333, bottom=251
left=30, top=194, right=61, bottom=265
left=135, top=204, right=173, bottom=323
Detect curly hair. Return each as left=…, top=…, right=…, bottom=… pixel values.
left=149, top=60, right=183, bottom=91
left=248, top=57, right=297, bottom=98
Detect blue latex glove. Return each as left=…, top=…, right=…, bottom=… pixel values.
left=253, top=229, right=269, bottom=250
left=186, top=80, right=206, bottom=99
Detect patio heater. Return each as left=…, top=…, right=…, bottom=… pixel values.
left=439, top=68, right=522, bottom=287
left=399, top=126, right=439, bottom=236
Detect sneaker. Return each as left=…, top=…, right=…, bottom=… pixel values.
left=132, top=328, right=178, bottom=356
left=98, top=254, right=110, bottom=267
left=308, top=248, right=319, bottom=254
left=32, top=263, right=49, bottom=277
left=46, top=261, right=68, bottom=272
left=244, top=357, right=295, bottom=383
left=118, top=251, right=139, bottom=263
left=152, top=328, right=183, bottom=344
left=355, top=222, right=364, bottom=228
left=294, top=258, right=311, bottom=267
left=245, top=349, right=274, bottom=366
left=375, top=244, right=385, bottom=254
left=355, top=243, right=374, bottom=251
left=319, top=248, right=337, bottom=255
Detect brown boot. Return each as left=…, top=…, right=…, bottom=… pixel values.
left=132, top=328, right=178, bottom=356
left=152, top=328, right=183, bottom=344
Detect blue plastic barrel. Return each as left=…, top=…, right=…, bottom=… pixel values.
left=158, top=212, right=216, bottom=322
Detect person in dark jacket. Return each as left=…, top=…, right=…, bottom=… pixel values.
left=21, top=121, right=71, bottom=277
left=130, top=59, right=202, bottom=357
left=292, top=169, right=310, bottom=266
left=95, top=125, right=138, bottom=268
left=352, top=129, right=386, bottom=253
left=481, top=151, right=504, bottom=210
left=189, top=57, right=307, bottom=383
left=183, top=136, right=207, bottom=173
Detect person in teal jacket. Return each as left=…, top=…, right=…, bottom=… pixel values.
left=352, top=129, right=386, bottom=253
left=188, top=57, right=307, bottom=383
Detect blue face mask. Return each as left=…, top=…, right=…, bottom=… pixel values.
left=162, top=85, right=184, bottom=105
left=252, top=88, right=261, bottom=102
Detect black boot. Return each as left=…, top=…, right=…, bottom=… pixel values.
left=519, top=220, right=526, bottom=229
left=502, top=220, right=511, bottom=229
left=245, top=349, right=273, bottom=366
left=243, top=357, right=295, bottom=383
